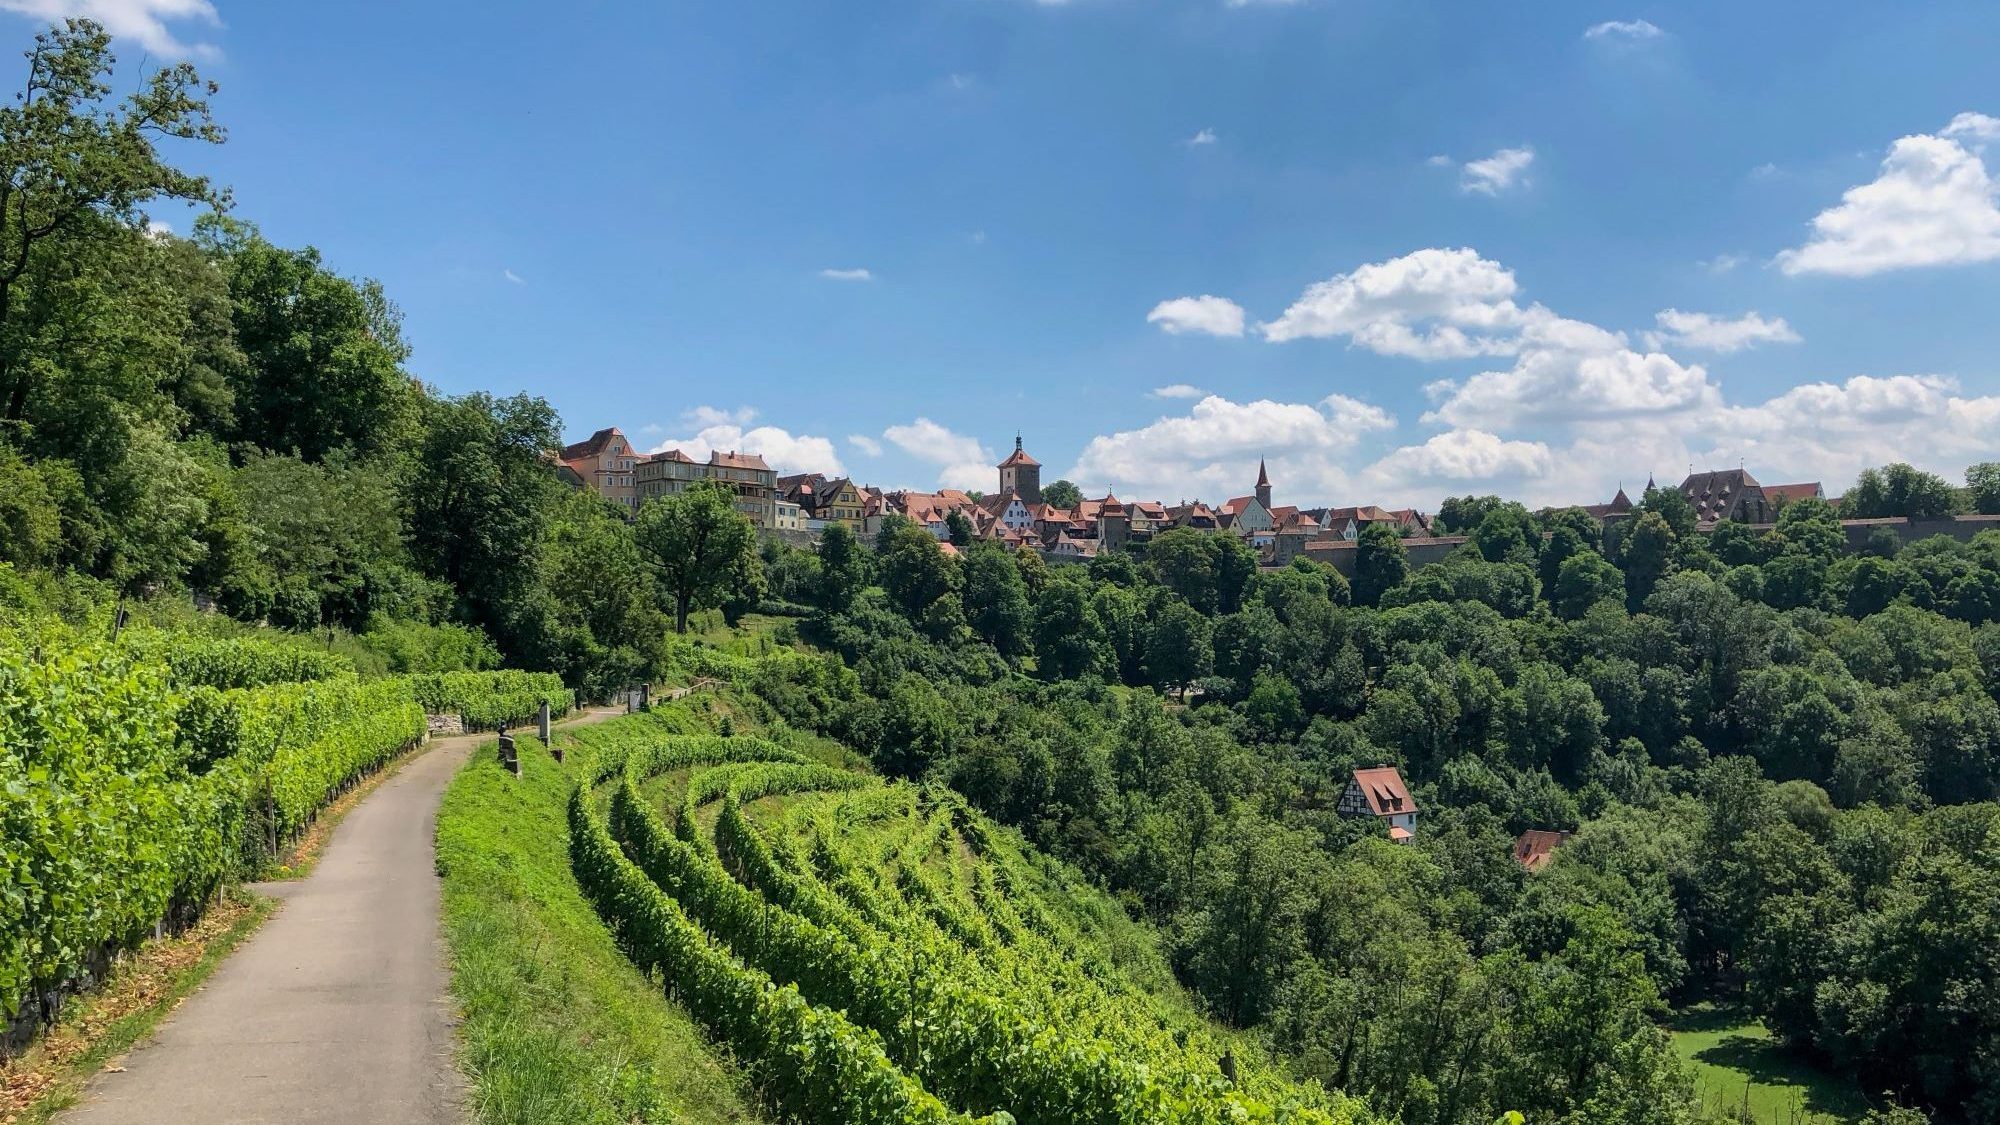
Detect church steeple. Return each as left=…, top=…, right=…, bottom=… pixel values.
left=1254, top=458, right=1272, bottom=510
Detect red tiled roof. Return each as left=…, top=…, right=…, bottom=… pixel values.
left=560, top=427, right=627, bottom=461
left=1512, top=829, right=1572, bottom=872
left=999, top=447, right=1040, bottom=468
left=1764, top=482, right=1823, bottom=506
left=1352, top=767, right=1416, bottom=817
left=710, top=450, right=771, bottom=471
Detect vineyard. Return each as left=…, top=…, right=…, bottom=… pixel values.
left=0, top=620, right=575, bottom=1030
left=557, top=706, right=1384, bottom=1125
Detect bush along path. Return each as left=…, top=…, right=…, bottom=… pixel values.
left=54, top=708, right=622, bottom=1125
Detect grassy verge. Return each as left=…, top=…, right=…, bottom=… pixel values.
left=1, top=890, right=275, bottom=1125
left=1669, top=1005, right=1872, bottom=1124
left=437, top=729, right=767, bottom=1125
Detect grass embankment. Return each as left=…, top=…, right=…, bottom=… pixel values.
left=0, top=891, right=274, bottom=1125
left=1669, top=1006, right=1872, bottom=1124
left=437, top=729, right=766, bottom=1125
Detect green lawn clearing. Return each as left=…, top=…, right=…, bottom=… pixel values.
left=1669, top=1006, right=1874, bottom=1125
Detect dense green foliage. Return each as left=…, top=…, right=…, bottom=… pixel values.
left=0, top=620, right=578, bottom=1023
left=407, top=670, right=573, bottom=731
left=713, top=488, right=2000, bottom=1123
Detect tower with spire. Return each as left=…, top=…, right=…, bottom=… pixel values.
left=1254, top=458, right=1272, bottom=510
left=997, top=433, right=1042, bottom=503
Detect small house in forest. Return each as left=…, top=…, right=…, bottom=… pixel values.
left=1511, top=829, right=1572, bottom=872
left=1338, top=766, right=1418, bottom=843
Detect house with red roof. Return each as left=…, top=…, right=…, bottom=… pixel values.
left=1337, top=766, right=1419, bottom=843
left=1512, top=829, right=1572, bottom=872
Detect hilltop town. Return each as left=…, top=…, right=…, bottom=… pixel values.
left=557, top=424, right=2000, bottom=573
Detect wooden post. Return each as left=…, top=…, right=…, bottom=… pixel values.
left=537, top=700, right=551, bottom=742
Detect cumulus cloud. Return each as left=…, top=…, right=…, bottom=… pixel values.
left=1128, top=241, right=2000, bottom=508
left=1147, top=295, right=1247, bottom=337
left=1642, top=309, right=1802, bottom=353
left=884, top=417, right=995, bottom=490
left=1067, top=392, right=1393, bottom=502
left=1775, top=117, right=2000, bottom=276
left=652, top=406, right=844, bottom=476
left=1150, top=383, right=1207, bottom=399
left=1704, top=374, right=2000, bottom=481
left=1583, top=19, right=1663, bottom=41
left=0, top=0, right=221, bottom=59
left=1461, top=146, right=1535, bottom=195
left=1184, top=127, right=1218, bottom=147
left=1943, top=112, right=2000, bottom=145
left=1260, top=247, right=1526, bottom=356
left=1361, top=430, right=1556, bottom=496
left=819, top=267, right=874, bottom=281
left=1699, top=253, right=1746, bottom=274
left=848, top=434, right=883, bottom=457
left=1422, top=308, right=1720, bottom=431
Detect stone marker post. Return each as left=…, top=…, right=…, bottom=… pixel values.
left=497, top=722, right=518, bottom=776
left=537, top=700, right=551, bottom=742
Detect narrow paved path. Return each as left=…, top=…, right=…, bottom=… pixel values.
left=60, top=707, right=623, bottom=1125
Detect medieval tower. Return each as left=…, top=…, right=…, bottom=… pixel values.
left=998, top=434, right=1043, bottom=503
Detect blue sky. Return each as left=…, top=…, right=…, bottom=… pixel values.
left=12, top=0, right=2000, bottom=509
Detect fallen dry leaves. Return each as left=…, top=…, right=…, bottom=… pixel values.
left=0, top=893, right=264, bottom=1124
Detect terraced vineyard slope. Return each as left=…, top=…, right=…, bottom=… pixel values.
left=559, top=708, right=1383, bottom=1125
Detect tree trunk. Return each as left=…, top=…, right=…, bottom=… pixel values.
left=675, top=591, right=690, bottom=634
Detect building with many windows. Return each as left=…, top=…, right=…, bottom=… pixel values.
left=634, top=448, right=777, bottom=527
left=559, top=427, right=642, bottom=512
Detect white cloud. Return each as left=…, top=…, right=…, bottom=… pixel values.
left=0, top=0, right=221, bottom=59
left=1179, top=240, right=2000, bottom=508
left=948, top=72, right=974, bottom=90
left=1942, top=112, right=2000, bottom=146
left=1749, top=162, right=1783, bottom=181
left=1185, top=127, right=1218, bottom=147
left=502, top=268, right=525, bottom=285
left=819, top=267, right=874, bottom=281
left=1699, top=253, right=1746, bottom=274
left=848, top=434, right=883, bottom=457
left=1422, top=307, right=1720, bottom=431
left=1067, top=392, right=1393, bottom=502
left=1150, top=383, right=1207, bottom=399
left=1583, top=19, right=1663, bottom=41
left=1260, top=247, right=1526, bottom=356
left=884, top=417, right=996, bottom=490
left=1426, top=154, right=1455, bottom=168
left=1461, top=146, right=1535, bottom=195
left=1147, top=295, right=1247, bottom=338
left=1362, top=430, right=1556, bottom=495
left=1775, top=118, right=2000, bottom=277
left=1642, top=309, right=1802, bottom=353
left=653, top=406, right=844, bottom=477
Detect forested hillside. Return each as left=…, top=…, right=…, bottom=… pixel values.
left=719, top=503, right=2000, bottom=1124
